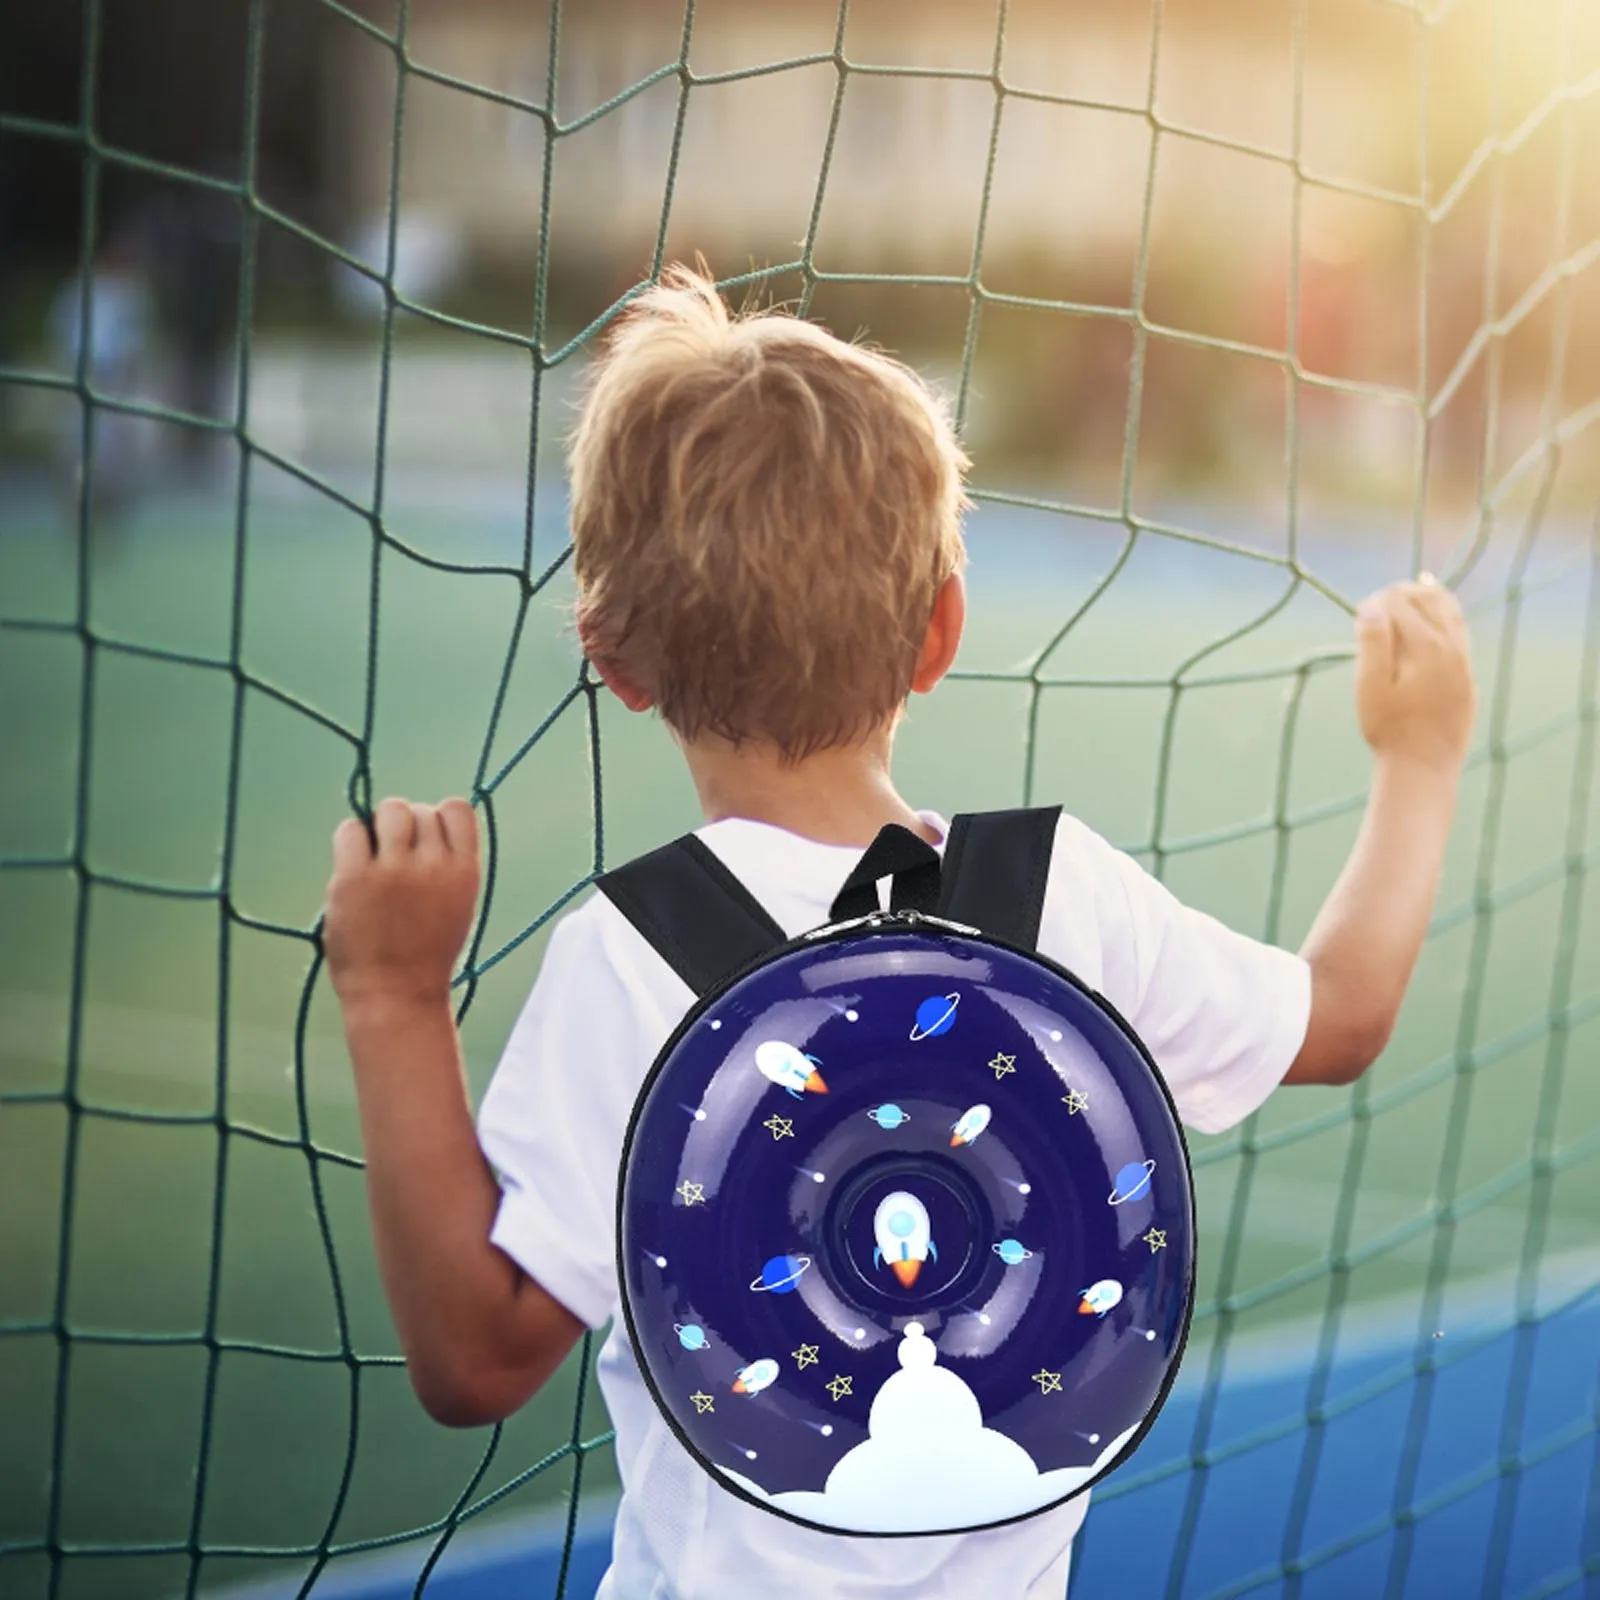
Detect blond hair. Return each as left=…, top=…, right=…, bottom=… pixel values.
left=568, top=266, right=969, bottom=764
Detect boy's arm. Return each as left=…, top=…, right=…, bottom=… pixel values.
left=1284, top=578, right=1477, bottom=1086
left=325, top=798, right=583, bottom=1426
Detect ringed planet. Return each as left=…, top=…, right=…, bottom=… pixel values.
left=1108, top=1159, right=1157, bottom=1206
left=867, top=1104, right=910, bottom=1130
left=910, top=992, right=961, bottom=1041
left=749, top=1254, right=813, bottom=1294
left=993, top=1238, right=1034, bottom=1266
left=674, top=1323, right=710, bottom=1350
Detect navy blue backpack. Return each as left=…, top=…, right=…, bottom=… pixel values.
left=601, top=808, right=1194, bottom=1536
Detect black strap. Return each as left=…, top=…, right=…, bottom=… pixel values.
left=937, top=805, right=1061, bottom=950
left=595, top=806, right=1062, bottom=998
left=595, top=834, right=788, bottom=998
left=827, top=823, right=942, bottom=921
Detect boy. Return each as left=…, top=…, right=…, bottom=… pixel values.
left=324, top=268, right=1475, bottom=1598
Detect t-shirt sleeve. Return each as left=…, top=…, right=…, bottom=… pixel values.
left=476, top=905, right=678, bottom=1330
left=1067, top=825, right=1312, bottom=1136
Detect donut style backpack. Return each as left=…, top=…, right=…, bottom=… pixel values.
left=602, top=808, right=1195, bottom=1536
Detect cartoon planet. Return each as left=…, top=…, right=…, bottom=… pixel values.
left=1078, top=1279, right=1124, bottom=1317
left=749, top=1253, right=813, bottom=1294
left=733, top=1357, right=781, bottom=1396
left=1108, top=1159, right=1157, bottom=1206
left=674, top=1323, right=710, bottom=1351
left=949, top=1103, right=992, bottom=1148
left=993, top=1238, right=1034, bottom=1266
left=868, top=1104, right=909, bottom=1130
left=754, top=1040, right=827, bottom=1098
left=910, top=992, right=961, bottom=1041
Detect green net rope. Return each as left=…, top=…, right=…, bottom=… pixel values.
left=2, top=0, right=1599, bottom=1596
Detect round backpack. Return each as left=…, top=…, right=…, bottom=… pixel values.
left=602, top=808, right=1195, bottom=1537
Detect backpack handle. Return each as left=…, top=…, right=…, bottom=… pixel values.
left=827, top=824, right=942, bottom=921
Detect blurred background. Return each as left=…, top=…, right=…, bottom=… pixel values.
left=4, top=0, right=1598, bottom=502
left=2, top=1, right=1599, bottom=1598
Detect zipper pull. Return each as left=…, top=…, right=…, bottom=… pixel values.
left=803, top=908, right=980, bottom=940
left=901, top=908, right=981, bottom=934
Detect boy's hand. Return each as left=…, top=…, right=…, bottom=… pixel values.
left=328, top=796, right=580, bottom=1425
left=1354, top=577, right=1476, bottom=772
left=324, top=797, right=479, bottom=1010
left=1288, top=578, right=1474, bottom=1086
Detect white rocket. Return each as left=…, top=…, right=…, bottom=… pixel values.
left=732, top=1357, right=780, bottom=1396
left=754, top=1040, right=828, bottom=1098
left=1078, top=1279, right=1124, bottom=1317
left=873, top=1190, right=937, bottom=1288
left=948, top=1103, right=991, bottom=1148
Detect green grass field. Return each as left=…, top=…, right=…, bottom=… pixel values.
left=3, top=476, right=1598, bottom=1599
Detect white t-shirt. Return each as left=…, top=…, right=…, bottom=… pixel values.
left=478, top=810, right=1311, bottom=1600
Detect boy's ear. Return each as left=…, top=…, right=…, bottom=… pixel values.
left=910, top=571, right=966, bottom=696
left=592, top=658, right=655, bottom=713
left=578, top=612, right=655, bottom=713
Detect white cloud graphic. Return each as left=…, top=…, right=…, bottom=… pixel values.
left=718, top=1323, right=1138, bottom=1535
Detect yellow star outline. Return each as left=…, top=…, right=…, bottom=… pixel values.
left=1031, top=1368, right=1063, bottom=1396
left=791, top=1343, right=820, bottom=1371
left=1143, top=1227, right=1168, bottom=1253
left=675, top=1180, right=706, bottom=1206
left=690, top=1391, right=715, bottom=1415
left=988, top=1051, right=1017, bottom=1080
left=763, top=1114, right=795, bottom=1141
left=825, top=1374, right=853, bottom=1402
left=1061, top=1088, right=1089, bottom=1116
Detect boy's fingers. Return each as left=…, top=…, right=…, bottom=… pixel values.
left=1392, top=593, right=1444, bottom=660
left=1356, top=593, right=1396, bottom=682
left=438, top=797, right=478, bottom=857
left=374, top=797, right=416, bottom=856
left=1401, top=578, right=1457, bottom=640
left=411, top=802, right=444, bottom=859
left=1423, top=582, right=1470, bottom=648
left=331, top=816, right=372, bottom=876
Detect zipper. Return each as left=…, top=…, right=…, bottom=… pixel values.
left=801, top=907, right=981, bottom=941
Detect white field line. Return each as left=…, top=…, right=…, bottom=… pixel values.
left=1192, top=1168, right=1597, bottom=1273
left=1178, top=1246, right=1600, bottom=1383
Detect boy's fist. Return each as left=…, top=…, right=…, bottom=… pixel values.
left=1354, top=577, right=1477, bottom=771
left=324, top=797, right=480, bottom=1009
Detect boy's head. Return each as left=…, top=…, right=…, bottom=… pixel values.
left=569, top=266, right=970, bottom=765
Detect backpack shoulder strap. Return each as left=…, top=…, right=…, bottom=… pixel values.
left=937, top=805, right=1062, bottom=951
left=596, top=806, right=1063, bottom=995
left=595, top=834, right=789, bottom=999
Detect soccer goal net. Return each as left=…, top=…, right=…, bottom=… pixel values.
left=1, top=1, right=1598, bottom=1597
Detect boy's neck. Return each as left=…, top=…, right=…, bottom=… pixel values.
left=681, top=726, right=940, bottom=850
